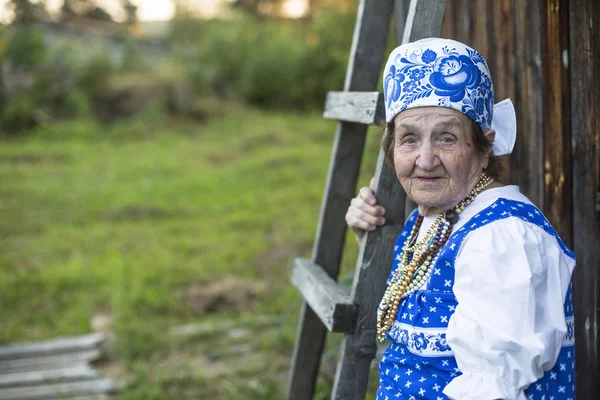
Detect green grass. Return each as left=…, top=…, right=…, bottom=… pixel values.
left=0, top=104, right=381, bottom=398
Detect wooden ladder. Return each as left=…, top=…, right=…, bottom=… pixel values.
left=287, top=1, right=448, bottom=399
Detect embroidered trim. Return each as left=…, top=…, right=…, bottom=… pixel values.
left=564, top=315, right=575, bottom=346
left=389, top=321, right=453, bottom=357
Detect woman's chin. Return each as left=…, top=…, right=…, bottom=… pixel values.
left=409, top=193, right=453, bottom=212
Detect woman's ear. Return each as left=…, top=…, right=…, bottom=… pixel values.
left=483, top=129, right=496, bottom=169
left=484, top=129, right=496, bottom=146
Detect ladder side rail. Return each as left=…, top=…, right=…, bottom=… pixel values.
left=331, top=1, right=449, bottom=399
left=286, top=0, right=395, bottom=398
left=395, top=0, right=419, bottom=219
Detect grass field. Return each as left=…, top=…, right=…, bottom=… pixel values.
left=0, top=103, right=381, bottom=399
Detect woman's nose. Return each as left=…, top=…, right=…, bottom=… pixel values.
left=415, top=144, right=441, bottom=171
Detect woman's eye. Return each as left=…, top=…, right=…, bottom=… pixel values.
left=441, top=136, right=455, bottom=144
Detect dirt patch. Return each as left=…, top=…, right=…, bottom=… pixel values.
left=107, top=205, right=187, bottom=222
left=0, top=153, right=68, bottom=165
left=207, top=153, right=238, bottom=166
left=238, top=132, right=287, bottom=153
left=181, top=276, right=269, bottom=314
left=264, top=156, right=303, bottom=169
left=255, top=244, right=296, bottom=276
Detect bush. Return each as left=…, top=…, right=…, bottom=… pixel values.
left=0, top=32, right=99, bottom=133
left=77, top=50, right=116, bottom=99
left=2, top=27, right=47, bottom=69
left=1, top=91, right=40, bottom=131
left=178, top=8, right=355, bottom=110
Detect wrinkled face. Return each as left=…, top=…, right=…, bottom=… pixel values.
left=392, top=107, right=487, bottom=214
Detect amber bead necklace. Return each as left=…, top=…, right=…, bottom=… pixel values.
left=376, top=173, right=494, bottom=342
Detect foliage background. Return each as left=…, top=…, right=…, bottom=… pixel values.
left=0, top=1, right=386, bottom=398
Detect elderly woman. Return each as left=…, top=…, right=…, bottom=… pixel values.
left=345, top=38, right=575, bottom=400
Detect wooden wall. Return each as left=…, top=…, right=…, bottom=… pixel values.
left=568, top=1, right=600, bottom=398
left=441, top=0, right=547, bottom=226
left=439, top=0, right=599, bottom=398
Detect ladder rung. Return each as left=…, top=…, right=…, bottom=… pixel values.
left=291, top=258, right=358, bottom=334
left=323, top=91, right=385, bottom=125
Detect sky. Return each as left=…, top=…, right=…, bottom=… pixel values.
left=0, top=0, right=308, bottom=23
left=0, top=0, right=176, bottom=23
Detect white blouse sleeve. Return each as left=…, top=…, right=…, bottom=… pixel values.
left=442, top=217, right=575, bottom=400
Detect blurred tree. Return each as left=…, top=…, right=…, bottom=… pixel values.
left=170, top=0, right=203, bottom=43
left=60, top=0, right=113, bottom=22
left=8, top=0, right=48, bottom=24
left=307, top=0, right=355, bottom=14
left=230, top=0, right=283, bottom=18
left=122, top=1, right=138, bottom=25
left=84, top=6, right=113, bottom=21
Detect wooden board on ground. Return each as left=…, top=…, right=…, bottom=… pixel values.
left=0, top=334, right=120, bottom=399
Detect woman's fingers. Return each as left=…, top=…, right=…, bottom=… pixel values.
left=358, top=186, right=377, bottom=206
left=346, top=184, right=387, bottom=244
left=346, top=207, right=386, bottom=230
left=345, top=210, right=377, bottom=232
left=351, top=197, right=386, bottom=218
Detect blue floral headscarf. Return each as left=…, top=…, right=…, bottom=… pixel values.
left=383, top=38, right=516, bottom=156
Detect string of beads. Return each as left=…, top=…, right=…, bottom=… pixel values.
left=376, top=173, right=494, bottom=342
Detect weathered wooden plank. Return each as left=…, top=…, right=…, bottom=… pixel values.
left=331, top=1, right=447, bottom=398
left=569, top=1, right=600, bottom=399
left=512, top=0, right=544, bottom=207
left=440, top=0, right=455, bottom=39
left=286, top=0, right=396, bottom=398
left=471, top=0, right=489, bottom=59
left=0, top=349, right=102, bottom=374
left=491, top=0, right=515, bottom=184
left=0, top=366, right=98, bottom=388
left=0, top=334, right=105, bottom=361
left=59, top=396, right=109, bottom=400
left=290, top=258, right=357, bottom=333
left=394, top=0, right=409, bottom=45
left=331, top=158, right=407, bottom=400
left=322, top=92, right=384, bottom=125
left=402, top=0, right=448, bottom=43
left=0, top=377, right=117, bottom=400
left=542, top=0, right=572, bottom=247
left=455, top=0, right=472, bottom=43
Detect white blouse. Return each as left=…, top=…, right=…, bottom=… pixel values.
left=415, top=186, right=575, bottom=400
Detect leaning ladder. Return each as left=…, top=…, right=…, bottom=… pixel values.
left=287, top=1, right=448, bottom=399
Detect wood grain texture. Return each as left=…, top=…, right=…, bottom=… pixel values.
left=542, top=0, right=573, bottom=247
left=394, top=0, right=409, bottom=45
left=331, top=155, right=408, bottom=400
left=569, top=1, right=600, bottom=398
left=0, top=377, right=117, bottom=400
left=331, top=1, right=447, bottom=398
left=0, top=350, right=102, bottom=374
left=512, top=0, right=545, bottom=207
left=0, top=366, right=98, bottom=388
left=0, top=334, right=105, bottom=361
left=291, top=258, right=357, bottom=333
left=402, top=0, right=448, bottom=43
left=323, top=92, right=384, bottom=125
left=286, top=0, right=395, bottom=398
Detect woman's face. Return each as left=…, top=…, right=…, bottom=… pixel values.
left=392, top=107, right=489, bottom=214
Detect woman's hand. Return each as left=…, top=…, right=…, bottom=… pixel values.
left=345, top=179, right=386, bottom=243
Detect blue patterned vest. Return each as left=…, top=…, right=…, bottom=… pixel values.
left=376, top=198, right=575, bottom=400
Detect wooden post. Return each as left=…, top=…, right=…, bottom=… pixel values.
left=569, top=1, right=600, bottom=398
left=286, top=1, right=395, bottom=398
left=542, top=0, right=573, bottom=247
left=330, top=1, right=448, bottom=398
left=512, top=0, right=545, bottom=207
left=394, top=0, right=418, bottom=218
left=394, top=0, right=409, bottom=45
